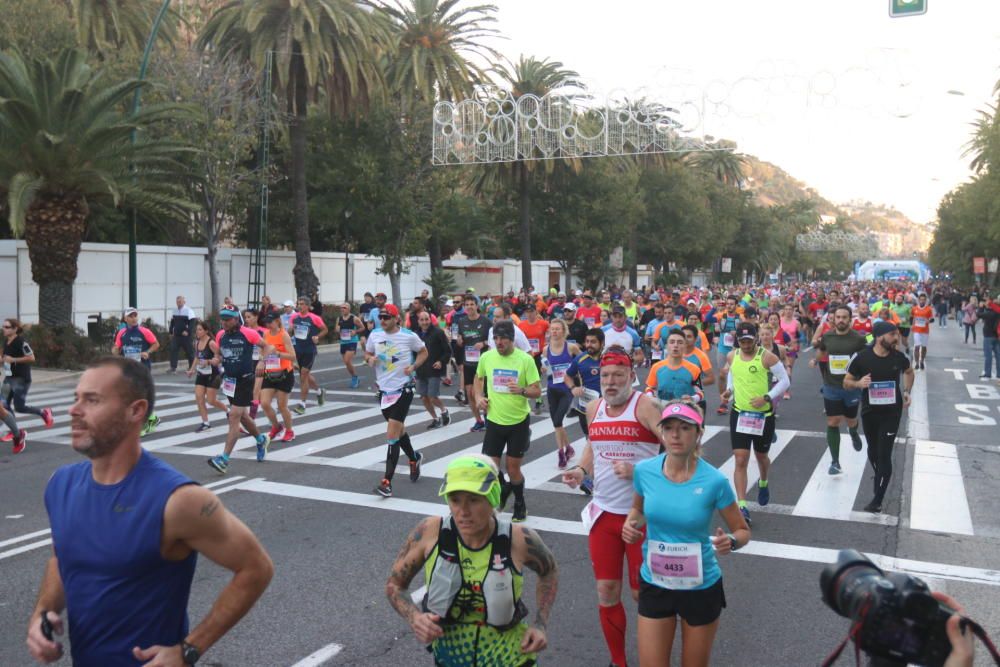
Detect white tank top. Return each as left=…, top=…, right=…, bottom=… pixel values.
left=588, top=391, right=661, bottom=514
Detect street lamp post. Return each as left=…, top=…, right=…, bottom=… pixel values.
left=128, top=0, right=173, bottom=308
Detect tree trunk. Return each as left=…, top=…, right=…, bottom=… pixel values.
left=207, top=242, right=220, bottom=314
left=428, top=231, right=443, bottom=272
left=388, top=259, right=402, bottom=309
left=24, top=195, right=87, bottom=327
left=628, top=225, right=638, bottom=290
left=518, top=163, right=532, bottom=291
left=289, top=58, right=318, bottom=300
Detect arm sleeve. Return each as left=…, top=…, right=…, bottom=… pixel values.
left=726, top=367, right=734, bottom=392
left=766, top=360, right=790, bottom=401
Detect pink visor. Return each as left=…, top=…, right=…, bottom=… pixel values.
left=659, top=403, right=704, bottom=427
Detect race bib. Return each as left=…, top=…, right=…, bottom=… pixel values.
left=551, top=362, right=570, bottom=384
left=651, top=347, right=663, bottom=360
left=196, top=360, right=212, bottom=375
left=252, top=346, right=261, bottom=361
left=294, top=323, right=310, bottom=340
left=580, top=501, right=603, bottom=533
left=264, top=354, right=282, bottom=371
left=736, top=410, right=766, bottom=436
left=464, top=346, right=481, bottom=362
left=281, top=314, right=292, bottom=329
left=647, top=540, right=703, bottom=589
left=222, top=376, right=236, bottom=397
left=380, top=389, right=402, bottom=410
left=584, top=317, right=596, bottom=327
left=869, top=380, right=896, bottom=405
left=529, top=338, right=540, bottom=353
left=340, top=329, right=354, bottom=341
left=450, top=324, right=459, bottom=338
left=722, top=332, right=735, bottom=348
left=2, top=362, right=10, bottom=377
left=575, top=387, right=599, bottom=412
left=491, top=368, right=519, bottom=393
left=123, top=345, right=142, bottom=361
left=914, top=317, right=928, bottom=328
left=829, top=355, right=850, bottom=376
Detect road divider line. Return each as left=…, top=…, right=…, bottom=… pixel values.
left=0, top=528, right=52, bottom=549
left=793, top=434, right=869, bottom=521
left=0, top=538, right=52, bottom=561
left=909, top=439, right=974, bottom=535
left=289, top=642, right=344, bottom=667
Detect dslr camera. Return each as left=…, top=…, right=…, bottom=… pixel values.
left=820, top=549, right=955, bottom=666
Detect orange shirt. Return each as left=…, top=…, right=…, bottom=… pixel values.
left=687, top=347, right=713, bottom=372
left=263, top=329, right=293, bottom=371
left=518, top=318, right=549, bottom=356
left=911, top=305, right=933, bottom=334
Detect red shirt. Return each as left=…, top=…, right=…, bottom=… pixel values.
left=576, top=306, right=603, bottom=327
left=851, top=318, right=873, bottom=334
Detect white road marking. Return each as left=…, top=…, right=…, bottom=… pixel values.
left=909, top=440, right=974, bottom=535
left=908, top=370, right=930, bottom=439
left=717, top=429, right=797, bottom=497
left=289, top=642, right=344, bottom=667
left=793, top=434, right=870, bottom=521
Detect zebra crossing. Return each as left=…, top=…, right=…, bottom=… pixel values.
left=18, top=383, right=983, bottom=537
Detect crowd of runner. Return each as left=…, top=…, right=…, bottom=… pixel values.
left=20, top=278, right=997, bottom=667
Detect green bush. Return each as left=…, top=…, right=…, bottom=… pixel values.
left=24, top=324, right=100, bottom=370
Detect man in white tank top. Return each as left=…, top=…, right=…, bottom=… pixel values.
left=561, top=347, right=665, bottom=667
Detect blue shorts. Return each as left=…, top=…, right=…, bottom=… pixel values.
left=821, top=384, right=861, bottom=418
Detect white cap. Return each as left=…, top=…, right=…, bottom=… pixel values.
left=282, top=300, right=294, bottom=307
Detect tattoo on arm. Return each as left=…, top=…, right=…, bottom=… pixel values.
left=200, top=500, right=219, bottom=517
left=522, top=528, right=558, bottom=630
left=386, top=522, right=427, bottom=622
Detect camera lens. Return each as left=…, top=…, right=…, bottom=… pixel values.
left=820, top=549, right=886, bottom=619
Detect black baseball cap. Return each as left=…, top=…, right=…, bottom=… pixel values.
left=493, top=320, right=516, bottom=340
left=737, top=323, right=758, bottom=340
left=611, top=304, right=626, bottom=315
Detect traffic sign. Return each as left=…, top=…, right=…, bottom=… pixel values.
left=890, top=0, right=926, bottom=17
left=973, top=257, right=986, bottom=274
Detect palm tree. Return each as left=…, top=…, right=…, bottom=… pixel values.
left=379, top=0, right=501, bottom=274
left=962, top=103, right=1000, bottom=174
left=690, top=140, right=747, bottom=188
left=0, top=49, right=195, bottom=326
left=68, top=0, right=178, bottom=58
left=476, top=56, right=579, bottom=291
left=198, top=0, right=390, bottom=299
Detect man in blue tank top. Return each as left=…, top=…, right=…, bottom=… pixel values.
left=27, top=357, right=273, bottom=667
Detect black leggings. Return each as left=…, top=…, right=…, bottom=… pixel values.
left=861, top=411, right=902, bottom=502
left=964, top=323, right=977, bottom=344
left=547, top=388, right=573, bottom=427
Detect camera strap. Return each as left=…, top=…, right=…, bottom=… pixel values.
left=963, top=617, right=1000, bottom=665
left=821, top=598, right=870, bottom=667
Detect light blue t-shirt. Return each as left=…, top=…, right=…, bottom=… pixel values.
left=367, top=306, right=382, bottom=332
left=633, top=455, right=736, bottom=590
left=644, top=318, right=663, bottom=338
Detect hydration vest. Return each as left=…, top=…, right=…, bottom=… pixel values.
left=422, top=516, right=527, bottom=630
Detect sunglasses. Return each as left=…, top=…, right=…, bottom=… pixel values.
left=378, top=314, right=393, bottom=320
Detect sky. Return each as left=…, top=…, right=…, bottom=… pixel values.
left=477, top=0, right=1000, bottom=224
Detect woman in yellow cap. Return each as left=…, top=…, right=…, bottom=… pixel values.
left=386, top=454, right=559, bottom=666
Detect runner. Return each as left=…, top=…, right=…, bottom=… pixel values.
left=167, top=295, right=196, bottom=374
left=844, top=321, right=914, bottom=513
left=385, top=454, right=557, bottom=667
left=681, top=324, right=715, bottom=414
left=715, top=297, right=742, bottom=415
left=474, top=320, right=541, bottom=522
left=622, top=398, right=750, bottom=667
left=758, top=323, right=789, bottom=423
left=365, top=303, right=428, bottom=498
left=186, top=320, right=228, bottom=433
left=851, top=302, right=875, bottom=342
left=456, top=295, right=491, bottom=432
left=242, top=309, right=266, bottom=419
left=290, top=296, right=328, bottom=414
left=720, top=323, right=790, bottom=527
left=542, top=318, right=580, bottom=469
left=259, top=313, right=297, bottom=442
left=207, top=308, right=272, bottom=474
left=563, top=302, right=588, bottom=346
left=2, top=318, right=53, bottom=442
left=415, top=310, right=452, bottom=429
left=602, top=304, right=642, bottom=357
left=641, top=301, right=666, bottom=366
left=517, top=303, right=550, bottom=416
left=577, top=292, right=603, bottom=328
left=911, top=293, right=934, bottom=370
left=333, top=302, right=365, bottom=389
left=562, top=347, right=664, bottom=667
left=891, top=292, right=913, bottom=356
left=28, top=356, right=273, bottom=666
left=647, top=330, right=705, bottom=405
left=565, top=328, right=605, bottom=452
left=113, top=307, right=160, bottom=436
left=777, top=303, right=801, bottom=399
left=651, top=304, right=683, bottom=357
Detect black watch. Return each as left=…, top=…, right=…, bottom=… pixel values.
left=182, top=642, right=201, bottom=665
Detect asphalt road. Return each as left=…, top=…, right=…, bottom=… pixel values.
left=1, top=325, right=998, bottom=666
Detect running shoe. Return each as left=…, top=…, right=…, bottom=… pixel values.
left=12, top=429, right=26, bottom=454
left=980, top=373, right=992, bottom=379
left=375, top=479, right=393, bottom=498
left=511, top=501, right=527, bottom=523
left=292, top=404, right=306, bottom=415
left=828, top=462, right=842, bottom=475
left=139, top=421, right=151, bottom=438
left=350, top=375, right=361, bottom=389
left=757, top=482, right=770, bottom=507
left=442, top=376, right=453, bottom=387
left=565, top=444, right=576, bottom=461
left=409, top=451, right=423, bottom=482
left=470, top=420, right=486, bottom=433
left=255, top=434, right=270, bottom=462
left=41, top=408, right=54, bottom=428
left=740, top=505, right=752, bottom=527
left=0, top=431, right=12, bottom=442
left=440, top=411, right=451, bottom=426
left=557, top=448, right=568, bottom=469
left=783, top=391, right=791, bottom=401
left=532, top=400, right=542, bottom=416
left=317, top=388, right=327, bottom=406
left=194, top=423, right=211, bottom=433
left=268, top=424, right=284, bottom=439
left=141, top=415, right=160, bottom=437
left=426, top=418, right=441, bottom=430
left=864, top=498, right=882, bottom=513
left=455, top=390, right=467, bottom=405
left=716, top=403, right=728, bottom=415
left=850, top=431, right=863, bottom=452
left=280, top=429, right=295, bottom=442
left=249, top=401, right=259, bottom=419
left=207, top=455, right=228, bottom=474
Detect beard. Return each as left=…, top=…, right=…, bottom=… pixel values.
left=603, top=385, right=632, bottom=407
left=72, top=419, right=129, bottom=459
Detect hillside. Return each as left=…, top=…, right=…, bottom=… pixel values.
left=741, top=155, right=840, bottom=215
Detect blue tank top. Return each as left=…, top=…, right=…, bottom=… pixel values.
left=44, top=451, right=197, bottom=666
left=545, top=342, right=574, bottom=392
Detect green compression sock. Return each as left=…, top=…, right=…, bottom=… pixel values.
left=826, top=426, right=841, bottom=463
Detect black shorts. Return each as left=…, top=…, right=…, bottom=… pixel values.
left=340, top=343, right=357, bottom=355
left=482, top=416, right=531, bottom=459
left=729, top=410, right=776, bottom=453
left=547, top=388, right=573, bottom=427
left=224, top=374, right=256, bottom=408
left=380, top=386, right=415, bottom=422
left=821, top=384, right=861, bottom=419
left=194, top=372, right=222, bottom=390
left=638, top=578, right=726, bottom=626
left=262, top=370, right=294, bottom=393
left=296, top=350, right=316, bottom=370
left=463, top=363, right=478, bottom=386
